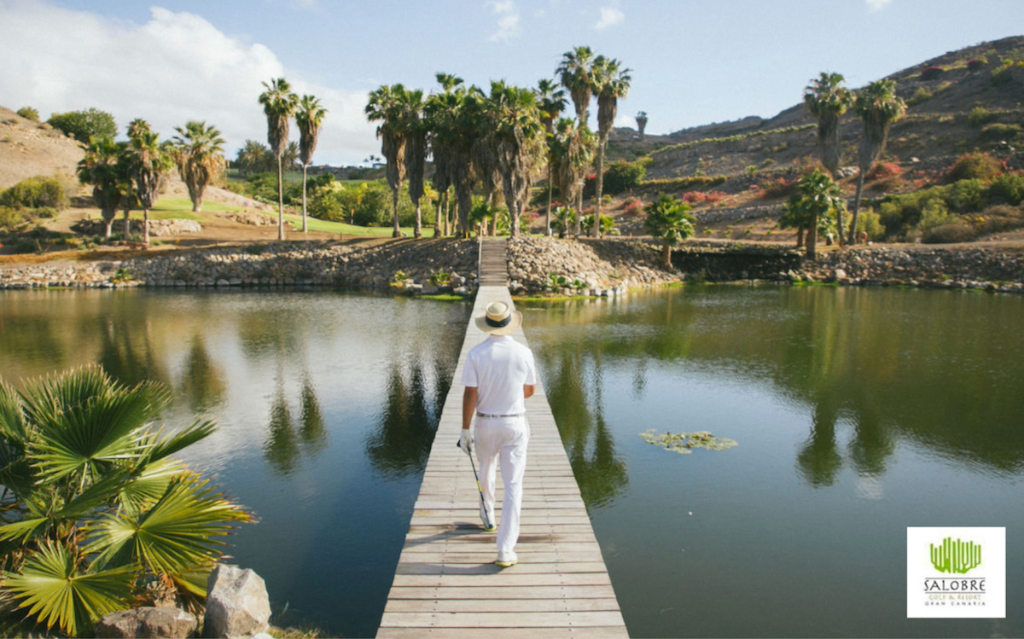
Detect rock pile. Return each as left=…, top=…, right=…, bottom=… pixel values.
left=71, top=218, right=203, bottom=237
left=796, top=245, right=1024, bottom=293
left=507, top=237, right=676, bottom=295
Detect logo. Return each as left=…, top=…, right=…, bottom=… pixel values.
left=907, top=527, right=1005, bottom=619
left=930, top=537, right=982, bottom=574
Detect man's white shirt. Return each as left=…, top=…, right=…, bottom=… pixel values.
left=462, top=335, right=537, bottom=415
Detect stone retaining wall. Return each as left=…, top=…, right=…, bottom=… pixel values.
left=71, top=218, right=203, bottom=237
left=1, top=238, right=1022, bottom=295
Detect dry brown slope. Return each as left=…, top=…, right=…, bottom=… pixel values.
left=0, top=105, right=85, bottom=189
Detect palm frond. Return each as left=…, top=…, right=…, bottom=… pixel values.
left=4, top=540, right=133, bottom=636
left=87, top=474, right=252, bottom=578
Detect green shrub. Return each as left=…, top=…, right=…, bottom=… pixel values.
left=967, top=106, right=993, bottom=127
left=989, top=172, right=1024, bottom=205
left=602, top=159, right=647, bottom=194
left=923, top=222, right=976, bottom=244
left=0, top=175, right=69, bottom=210
left=16, top=106, right=39, bottom=121
left=15, top=239, right=40, bottom=254
left=981, top=122, right=1022, bottom=141
left=856, top=206, right=885, bottom=240
left=944, top=179, right=986, bottom=212
left=0, top=206, right=26, bottom=233
left=917, top=199, right=951, bottom=230
left=46, top=107, right=117, bottom=142
left=946, top=152, right=1002, bottom=183
left=907, top=87, right=933, bottom=106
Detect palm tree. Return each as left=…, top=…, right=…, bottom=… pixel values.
left=425, top=83, right=480, bottom=237
left=535, top=78, right=567, bottom=236
left=792, top=169, right=845, bottom=259
left=549, top=117, right=596, bottom=236
left=557, top=45, right=596, bottom=123
left=488, top=82, right=545, bottom=238
left=0, top=367, right=251, bottom=636
left=401, top=90, right=427, bottom=238
left=635, top=111, right=648, bottom=139
left=295, top=94, right=328, bottom=233
left=126, top=117, right=152, bottom=139
left=76, top=136, right=125, bottom=238
left=851, top=79, right=906, bottom=244
left=124, top=124, right=173, bottom=245
left=427, top=73, right=464, bottom=237
left=171, top=121, right=225, bottom=213
left=236, top=140, right=272, bottom=176
left=804, top=72, right=854, bottom=247
left=366, top=84, right=415, bottom=238
left=591, top=55, right=631, bottom=237
left=259, top=77, right=299, bottom=241
left=644, top=194, right=695, bottom=268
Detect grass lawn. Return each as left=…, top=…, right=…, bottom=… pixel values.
left=280, top=211, right=436, bottom=237
left=148, top=197, right=244, bottom=218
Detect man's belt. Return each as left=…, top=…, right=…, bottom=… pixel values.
left=476, top=412, right=525, bottom=419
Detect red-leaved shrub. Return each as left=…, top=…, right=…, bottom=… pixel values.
left=622, top=197, right=644, bottom=216
left=866, top=162, right=903, bottom=181
left=920, top=66, right=945, bottom=81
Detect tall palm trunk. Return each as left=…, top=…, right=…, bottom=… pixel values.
left=392, top=189, right=401, bottom=238
left=414, top=199, right=422, bottom=238
left=434, top=192, right=444, bottom=238
left=277, top=155, right=285, bottom=240
left=831, top=170, right=845, bottom=248
left=143, top=208, right=150, bottom=245
left=575, top=191, right=583, bottom=235
left=593, top=138, right=606, bottom=238
left=545, top=173, right=554, bottom=237
left=662, top=243, right=671, bottom=269
left=301, top=164, right=308, bottom=233
left=123, top=204, right=131, bottom=242
left=806, top=214, right=819, bottom=259
left=849, top=170, right=867, bottom=245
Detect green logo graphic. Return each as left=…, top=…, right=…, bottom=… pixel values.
left=930, top=537, right=982, bottom=574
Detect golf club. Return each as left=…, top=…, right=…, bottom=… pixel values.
left=457, top=438, right=493, bottom=531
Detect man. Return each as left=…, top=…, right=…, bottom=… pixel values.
left=459, top=300, right=536, bottom=567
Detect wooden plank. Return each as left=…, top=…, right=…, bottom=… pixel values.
left=378, top=271, right=625, bottom=638
left=380, top=611, right=625, bottom=628
left=385, top=598, right=622, bottom=613
left=378, top=627, right=628, bottom=639
left=391, top=573, right=612, bottom=588
left=386, top=585, right=619, bottom=601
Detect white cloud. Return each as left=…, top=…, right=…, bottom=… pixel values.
left=489, top=0, right=520, bottom=42
left=0, top=1, right=376, bottom=165
left=866, top=0, right=894, bottom=11
left=594, top=6, right=624, bottom=30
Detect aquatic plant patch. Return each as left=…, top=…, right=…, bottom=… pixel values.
left=639, top=429, right=738, bottom=454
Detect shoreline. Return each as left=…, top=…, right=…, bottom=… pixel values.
left=1, top=238, right=1022, bottom=296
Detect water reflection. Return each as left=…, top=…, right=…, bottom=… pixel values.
left=365, top=360, right=435, bottom=478
left=299, top=376, right=327, bottom=457
left=97, top=315, right=167, bottom=386
left=264, top=384, right=301, bottom=475
left=540, top=346, right=627, bottom=509
left=178, top=335, right=226, bottom=412
left=524, top=286, right=1024, bottom=486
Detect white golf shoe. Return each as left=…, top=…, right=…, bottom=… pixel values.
left=495, top=550, right=517, bottom=567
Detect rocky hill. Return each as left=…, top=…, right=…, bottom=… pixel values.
left=0, top=105, right=85, bottom=190
left=610, top=36, right=1024, bottom=181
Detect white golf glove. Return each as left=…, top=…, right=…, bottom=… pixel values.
left=458, top=428, right=474, bottom=455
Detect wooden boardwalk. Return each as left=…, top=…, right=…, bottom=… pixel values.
left=377, top=240, right=628, bottom=638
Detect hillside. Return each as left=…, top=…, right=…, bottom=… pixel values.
left=609, top=36, right=1024, bottom=181
left=0, top=105, right=84, bottom=189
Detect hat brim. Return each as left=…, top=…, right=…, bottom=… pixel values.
left=475, top=310, right=523, bottom=336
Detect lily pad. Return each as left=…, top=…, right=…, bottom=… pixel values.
left=640, top=429, right=738, bottom=455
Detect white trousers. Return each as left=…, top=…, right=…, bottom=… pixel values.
left=475, top=414, right=530, bottom=555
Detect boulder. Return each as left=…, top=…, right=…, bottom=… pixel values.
left=203, top=565, right=271, bottom=638
left=96, top=607, right=198, bottom=639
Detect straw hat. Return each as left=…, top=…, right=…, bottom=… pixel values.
left=475, top=301, right=522, bottom=336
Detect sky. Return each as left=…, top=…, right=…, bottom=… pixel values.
left=1, top=0, right=1023, bottom=166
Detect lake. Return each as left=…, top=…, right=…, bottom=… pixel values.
left=522, top=285, right=1024, bottom=638
left=1, top=285, right=1021, bottom=637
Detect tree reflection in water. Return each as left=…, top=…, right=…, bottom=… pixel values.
left=178, top=335, right=226, bottom=412
left=365, top=360, right=435, bottom=478
left=524, top=286, right=1024, bottom=491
